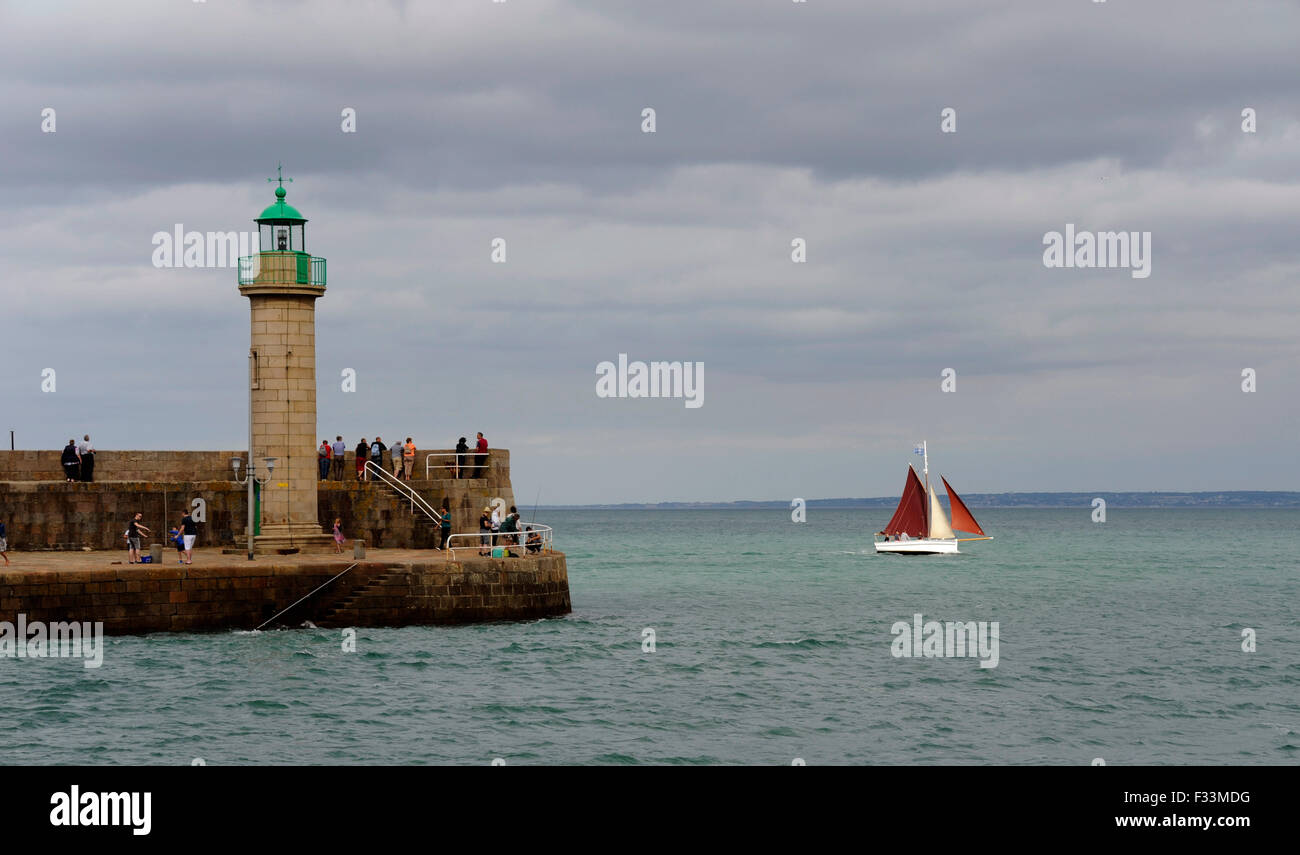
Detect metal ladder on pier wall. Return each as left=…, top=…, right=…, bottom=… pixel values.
left=363, top=461, right=445, bottom=534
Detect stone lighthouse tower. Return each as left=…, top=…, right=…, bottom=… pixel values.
left=238, top=171, right=331, bottom=551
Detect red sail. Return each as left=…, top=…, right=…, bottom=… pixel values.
left=882, top=467, right=927, bottom=537
left=942, top=476, right=984, bottom=535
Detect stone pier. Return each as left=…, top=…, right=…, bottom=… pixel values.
left=0, top=549, right=570, bottom=635
left=0, top=179, right=569, bottom=634
left=0, top=446, right=569, bottom=632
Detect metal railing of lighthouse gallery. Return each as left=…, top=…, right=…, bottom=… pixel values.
left=445, top=524, right=554, bottom=559
left=237, top=253, right=327, bottom=287
left=363, top=460, right=444, bottom=526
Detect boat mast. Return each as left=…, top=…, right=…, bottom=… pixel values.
left=921, top=439, right=929, bottom=496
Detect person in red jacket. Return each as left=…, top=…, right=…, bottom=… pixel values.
left=318, top=439, right=332, bottom=480
left=472, top=432, right=488, bottom=479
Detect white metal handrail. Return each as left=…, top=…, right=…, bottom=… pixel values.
left=445, top=523, right=553, bottom=559
left=364, top=460, right=444, bottom=525
left=424, top=451, right=486, bottom=480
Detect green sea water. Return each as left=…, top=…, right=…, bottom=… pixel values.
left=1, top=509, right=1296, bottom=765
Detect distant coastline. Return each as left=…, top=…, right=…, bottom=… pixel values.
left=541, top=492, right=1300, bottom=510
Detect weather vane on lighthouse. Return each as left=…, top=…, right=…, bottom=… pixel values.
left=268, top=162, right=293, bottom=190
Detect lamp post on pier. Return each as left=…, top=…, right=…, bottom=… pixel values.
left=232, top=455, right=277, bottom=560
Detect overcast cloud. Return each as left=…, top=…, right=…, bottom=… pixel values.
left=2, top=0, right=1298, bottom=503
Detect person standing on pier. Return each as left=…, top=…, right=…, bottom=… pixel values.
left=0, top=519, right=9, bottom=566
left=125, top=513, right=150, bottom=564
left=478, top=507, right=492, bottom=556
left=473, top=432, right=488, bottom=480
left=370, top=437, right=387, bottom=473
left=78, top=435, right=95, bottom=482
left=455, top=437, right=469, bottom=479
left=402, top=437, right=416, bottom=480
left=61, top=439, right=81, bottom=481
left=180, top=509, right=198, bottom=565
left=331, top=436, right=346, bottom=480
left=355, top=438, right=369, bottom=480
left=318, top=439, right=332, bottom=480
left=438, top=504, right=451, bottom=550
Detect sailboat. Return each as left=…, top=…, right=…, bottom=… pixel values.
left=873, top=441, right=992, bottom=555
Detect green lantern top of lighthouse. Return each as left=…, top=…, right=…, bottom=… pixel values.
left=256, top=164, right=307, bottom=224
left=239, top=164, right=326, bottom=285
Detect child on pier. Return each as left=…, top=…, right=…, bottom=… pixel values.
left=169, top=526, right=185, bottom=564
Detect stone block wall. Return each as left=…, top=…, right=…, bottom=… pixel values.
left=322, top=554, right=570, bottom=627
left=0, top=562, right=346, bottom=634
left=318, top=479, right=516, bottom=551
left=0, top=448, right=509, bottom=484
left=0, top=451, right=243, bottom=482
left=0, top=452, right=519, bottom=551
left=0, top=554, right=570, bottom=635
left=0, top=481, right=248, bottom=551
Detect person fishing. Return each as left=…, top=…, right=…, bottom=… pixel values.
left=125, top=513, right=150, bottom=564
left=498, top=506, right=521, bottom=556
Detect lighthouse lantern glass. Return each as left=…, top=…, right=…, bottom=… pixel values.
left=259, top=222, right=305, bottom=253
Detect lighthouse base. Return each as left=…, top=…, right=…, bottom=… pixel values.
left=250, top=536, right=338, bottom=554
left=254, top=523, right=338, bottom=554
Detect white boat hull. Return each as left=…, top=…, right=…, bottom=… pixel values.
left=874, top=538, right=960, bottom=555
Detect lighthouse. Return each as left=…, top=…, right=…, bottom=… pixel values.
left=237, top=169, right=332, bottom=552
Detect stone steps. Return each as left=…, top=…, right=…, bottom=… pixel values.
left=320, top=570, right=405, bottom=623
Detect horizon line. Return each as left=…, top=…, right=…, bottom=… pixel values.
left=537, top=490, right=1300, bottom=508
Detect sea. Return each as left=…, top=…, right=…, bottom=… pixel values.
left=2, top=509, right=1296, bottom=765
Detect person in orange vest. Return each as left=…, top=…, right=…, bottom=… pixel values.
left=402, top=437, right=417, bottom=480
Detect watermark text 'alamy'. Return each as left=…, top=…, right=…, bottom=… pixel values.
left=596, top=355, right=704, bottom=409
left=0, top=614, right=104, bottom=668
left=1043, top=224, right=1151, bottom=279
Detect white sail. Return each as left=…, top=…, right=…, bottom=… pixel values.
left=927, top=484, right=955, bottom=539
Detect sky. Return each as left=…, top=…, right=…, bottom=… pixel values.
left=1, top=0, right=1298, bottom=504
